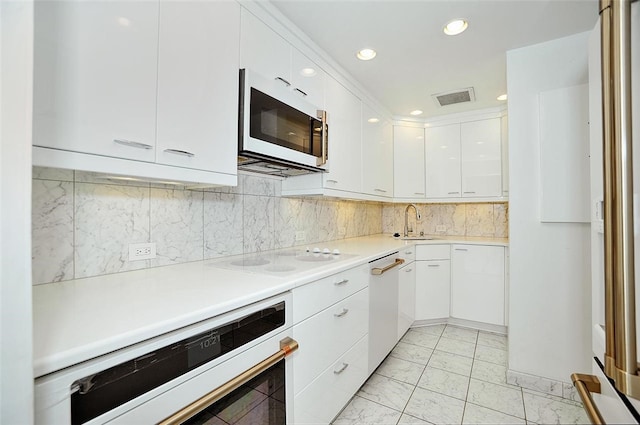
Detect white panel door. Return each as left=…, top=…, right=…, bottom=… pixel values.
left=501, top=115, right=510, bottom=197
left=290, top=49, right=325, bottom=108
left=425, top=124, right=461, bottom=198
left=393, top=126, right=425, bottom=198
left=398, top=261, right=416, bottom=340
left=451, top=245, right=505, bottom=325
left=460, top=118, right=502, bottom=198
left=415, top=260, right=450, bottom=320
left=33, top=1, right=158, bottom=162
left=362, top=103, right=393, bottom=197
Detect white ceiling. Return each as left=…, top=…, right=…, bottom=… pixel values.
left=270, top=0, right=599, bottom=118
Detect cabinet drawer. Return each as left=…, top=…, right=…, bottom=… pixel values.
left=416, top=244, right=450, bottom=260
left=294, top=335, right=369, bottom=425
left=292, top=288, right=369, bottom=394
left=399, top=246, right=416, bottom=262
left=293, top=264, right=368, bottom=323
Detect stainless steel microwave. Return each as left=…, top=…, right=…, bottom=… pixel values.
left=238, top=68, right=328, bottom=176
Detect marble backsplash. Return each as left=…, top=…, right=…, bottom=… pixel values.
left=382, top=203, right=508, bottom=238
left=31, top=167, right=383, bottom=285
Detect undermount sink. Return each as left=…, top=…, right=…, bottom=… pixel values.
left=401, top=236, right=437, bottom=240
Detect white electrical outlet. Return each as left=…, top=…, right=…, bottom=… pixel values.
left=295, top=231, right=306, bottom=242
left=436, top=225, right=447, bottom=233
left=129, top=242, right=156, bottom=261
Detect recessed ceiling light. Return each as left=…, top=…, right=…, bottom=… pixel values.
left=410, top=110, right=423, bottom=116
left=356, top=48, right=377, bottom=61
left=300, top=67, right=317, bottom=77
left=497, top=94, right=508, bottom=101
left=368, top=118, right=379, bottom=123
left=444, top=19, right=468, bottom=36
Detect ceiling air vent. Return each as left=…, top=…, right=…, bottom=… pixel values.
left=432, top=87, right=476, bottom=107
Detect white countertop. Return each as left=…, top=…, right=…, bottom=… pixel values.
left=32, top=234, right=508, bottom=378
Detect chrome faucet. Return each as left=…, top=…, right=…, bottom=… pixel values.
left=404, top=204, right=421, bottom=237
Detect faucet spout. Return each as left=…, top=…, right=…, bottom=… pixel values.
left=403, top=204, right=421, bottom=237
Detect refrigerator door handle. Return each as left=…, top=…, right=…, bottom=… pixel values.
left=571, top=373, right=605, bottom=424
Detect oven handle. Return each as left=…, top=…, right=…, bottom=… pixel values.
left=317, top=109, right=328, bottom=166
left=157, top=337, right=299, bottom=425
left=371, top=258, right=405, bottom=275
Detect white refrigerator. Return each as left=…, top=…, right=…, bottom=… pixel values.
left=581, top=0, right=640, bottom=423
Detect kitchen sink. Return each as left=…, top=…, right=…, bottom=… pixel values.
left=401, top=236, right=437, bottom=240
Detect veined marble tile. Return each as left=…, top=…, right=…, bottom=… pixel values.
left=411, top=324, right=446, bottom=337
left=493, top=203, right=509, bottom=238
left=442, top=326, right=479, bottom=344
left=364, top=202, right=383, bottom=236
left=203, top=176, right=243, bottom=194
left=274, top=197, right=303, bottom=249
left=375, top=356, right=425, bottom=386
left=74, top=170, right=150, bottom=188
left=149, top=188, right=204, bottom=267
left=32, top=166, right=73, bottom=182
left=467, top=378, right=525, bottom=419
left=475, top=344, right=508, bottom=366
left=471, top=360, right=512, bottom=387
left=74, top=183, right=150, bottom=278
left=338, top=201, right=359, bottom=239
left=477, top=331, right=508, bottom=350
left=506, top=370, right=563, bottom=397
left=332, top=395, right=402, bottom=425
left=203, top=192, right=243, bottom=259
left=404, top=387, right=465, bottom=425
left=32, top=179, right=74, bottom=284
left=562, top=382, right=581, bottom=403
left=243, top=195, right=275, bottom=253
left=428, top=350, right=474, bottom=376
left=397, top=413, right=431, bottom=424
left=381, top=205, right=397, bottom=234
left=422, top=204, right=466, bottom=236
left=435, top=336, right=476, bottom=358
left=317, top=200, right=339, bottom=242
left=522, top=389, right=588, bottom=424
left=357, top=373, right=414, bottom=411
left=463, top=403, right=526, bottom=425
left=417, top=366, right=470, bottom=400
left=465, top=203, right=496, bottom=237
left=242, top=174, right=277, bottom=197
left=400, top=329, right=440, bottom=349
left=389, top=342, right=433, bottom=365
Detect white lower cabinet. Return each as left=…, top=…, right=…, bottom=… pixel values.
left=450, top=244, right=505, bottom=326
left=414, top=245, right=451, bottom=321
left=397, top=259, right=416, bottom=340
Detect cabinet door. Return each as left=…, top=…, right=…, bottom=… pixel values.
left=501, top=115, right=509, bottom=197
left=451, top=245, right=505, bottom=325
left=33, top=1, right=158, bottom=161
left=415, top=260, right=450, bottom=320
left=323, top=77, right=362, bottom=193
left=398, top=261, right=416, bottom=340
left=239, top=8, right=291, bottom=87
left=425, top=124, right=462, bottom=198
left=393, top=126, right=426, bottom=198
left=460, top=118, right=502, bottom=197
left=290, top=49, right=325, bottom=108
left=362, top=103, right=393, bottom=197
left=156, top=1, right=239, bottom=175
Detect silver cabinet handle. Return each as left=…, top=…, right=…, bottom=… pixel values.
left=463, top=191, right=476, bottom=194
left=114, top=139, right=153, bottom=150
left=334, top=308, right=349, bottom=318
left=404, top=251, right=413, bottom=255
left=374, top=188, right=387, bottom=193
left=414, top=192, right=425, bottom=195
left=427, top=264, right=441, bottom=268
left=405, top=268, right=413, bottom=273
left=326, top=179, right=338, bottom=184
left=371, top=258, right=405, bottom=275
left=164, top=149, right=195, bottom=158
left=455, top=248, right=468, bottom=251
left=293, top=87, right=308, bottom=97
left=274, top=76, right=291, bottom=87
left=334, top=279, right=349, bottom=286
left=448, top=191, right=460, bottom=195
left=333, top=363, right=349, bottom=374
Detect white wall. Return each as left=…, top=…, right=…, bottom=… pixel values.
left=1, top=1, right=34, bottom=422
left=507, top=31, right=592, bottom=383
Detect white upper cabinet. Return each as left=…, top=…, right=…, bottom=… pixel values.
left=239, top=8, right=291, bottom=88
left=460, top=118, right=502, bottom=198
left=425, top=124, right=462, bottom=198
left=290, top=49, right=326, bottom=108
left=501, top=115, right=509, bottom=196
left=394, top=126, right=426, bottom=199
left=33, top=1, right=159, bottom=162
left=156, top=1, right=239, bottom=175
left=362, top=103, right=393, bottom=197
left=323, top=76, right=362, bottom=193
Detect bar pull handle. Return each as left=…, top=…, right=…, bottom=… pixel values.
left=405, top=268, right=413, bottom=273
left=463, top=191, right=476, bottom=194
left=159, top=337, right=299, bottom=425
left=571, top=373, right=604, bottom=425
left=371, top=258, right=405, bottom=275
left=404, top=251, right=413, bottom=255
left=374, top=188, right=387, bottom=193
left=455, top=248, right=468, bottom=252
left=274, top=76, right=291, bottom=87
left=448, top=191, right=460, bottom=195
left=333, top=363, right=349, bottom=374
left=334, top=279, right=349, bottom=286
left=113, top=139, right=153, bottom=150
left=317, top=110, right=328, bottom=166
left=293, top=87, right=308, bottom=97
left=164, top=149, right=195, bottom=158
left=427, top=264, right=441, bottom=268
left=414, top=192, right=425, bottom=195
left=334, top=308, right=349, bottom=318
left=326, top=179, right=338, bottom=184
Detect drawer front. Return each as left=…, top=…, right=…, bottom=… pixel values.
left=293, top=264, right=368, bottom=323
left=292, top=288, right=369, bottom=394
left=294, top=335, right=369, bottom=425
left=416, top=244, right=450, bottom=260
left=399, top=246, right=416, bottom=262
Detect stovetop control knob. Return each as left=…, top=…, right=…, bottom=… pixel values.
left=332, top=249, right=341, bottom=255
left=322, top=248, right=331, bottom=254
left=313, top=247, right=321, bottom=253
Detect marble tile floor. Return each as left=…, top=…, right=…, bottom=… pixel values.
left=332, top=324, right=589, bottom=425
